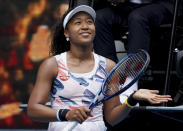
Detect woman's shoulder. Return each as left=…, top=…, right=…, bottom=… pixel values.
left=35, top=56, right=58, bottom=79
left=106, top=58, right=116, bottom=72
left=44, top=52, right=66, bottom=65
left=39, top=56, right=57, bottom=71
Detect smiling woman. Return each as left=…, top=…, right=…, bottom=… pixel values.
left=27, top=5, right=110, bottom=131
left=27, top=4, right=172, bottom=131
left=64, top=11, right=95, bottom=51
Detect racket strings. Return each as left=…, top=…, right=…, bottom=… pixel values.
left=104, top=52, right=147, bottom=95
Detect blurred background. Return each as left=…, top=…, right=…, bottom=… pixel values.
left=0, top=0, right=69, bottom=130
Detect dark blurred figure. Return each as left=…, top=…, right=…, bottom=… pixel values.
left=93, top=0, right=183, bottom=63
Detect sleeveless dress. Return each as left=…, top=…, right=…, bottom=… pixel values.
left=48, top=52, right=107, bottom=131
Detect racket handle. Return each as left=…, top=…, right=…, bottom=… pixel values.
left=62, top=121, right=78, bottom=131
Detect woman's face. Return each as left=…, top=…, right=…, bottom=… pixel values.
left=64, top=12, right=95, bottom=47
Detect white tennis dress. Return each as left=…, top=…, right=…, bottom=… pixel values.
left=48, top=52, right=107, bottom=131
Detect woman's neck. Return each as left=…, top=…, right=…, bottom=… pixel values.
left=67, top=49, right=93, bottom=61
left=68, top=44, right=93, bottom=61
left=66, top=48, right=95, bottom=74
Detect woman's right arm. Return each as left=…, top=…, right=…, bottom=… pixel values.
left=27, top=57, right=92, bottom=123
left=27, top=57, right=58, bottom=122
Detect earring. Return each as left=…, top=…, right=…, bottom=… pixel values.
left=66, top=38, right=69, bottom=41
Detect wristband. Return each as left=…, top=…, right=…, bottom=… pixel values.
left=56, top=109, right=62, bottom=121
left=125, top=99, right=133, bottom=108
left=56, top=109, right=70, bottom=121
left=126, top=92, right=138, bottom=108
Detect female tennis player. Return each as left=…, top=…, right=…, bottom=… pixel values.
left=27, top=5, right=172, bottom=131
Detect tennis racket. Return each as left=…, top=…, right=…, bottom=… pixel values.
left=63, top=49, right=150, bottom=131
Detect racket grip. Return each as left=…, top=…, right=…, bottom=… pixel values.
left=62, top=121, right=78, bottom=131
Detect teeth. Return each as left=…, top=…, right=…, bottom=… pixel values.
left=82, top=32, right=89, bottom=34
left=81, top=33, right=90, bottom=36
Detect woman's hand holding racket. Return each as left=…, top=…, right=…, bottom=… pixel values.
left=66, top=106, right=92, bottom=124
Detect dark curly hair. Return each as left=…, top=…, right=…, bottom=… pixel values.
left=49, top=9, right=73, bottom=56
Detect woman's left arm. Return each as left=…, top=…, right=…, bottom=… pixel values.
left=103, top=58, right=131, bottom=126
left=103, top=59, right=172, bottom=126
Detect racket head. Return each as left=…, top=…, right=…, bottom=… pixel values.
left=102, top=49, right=150, bottom=97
